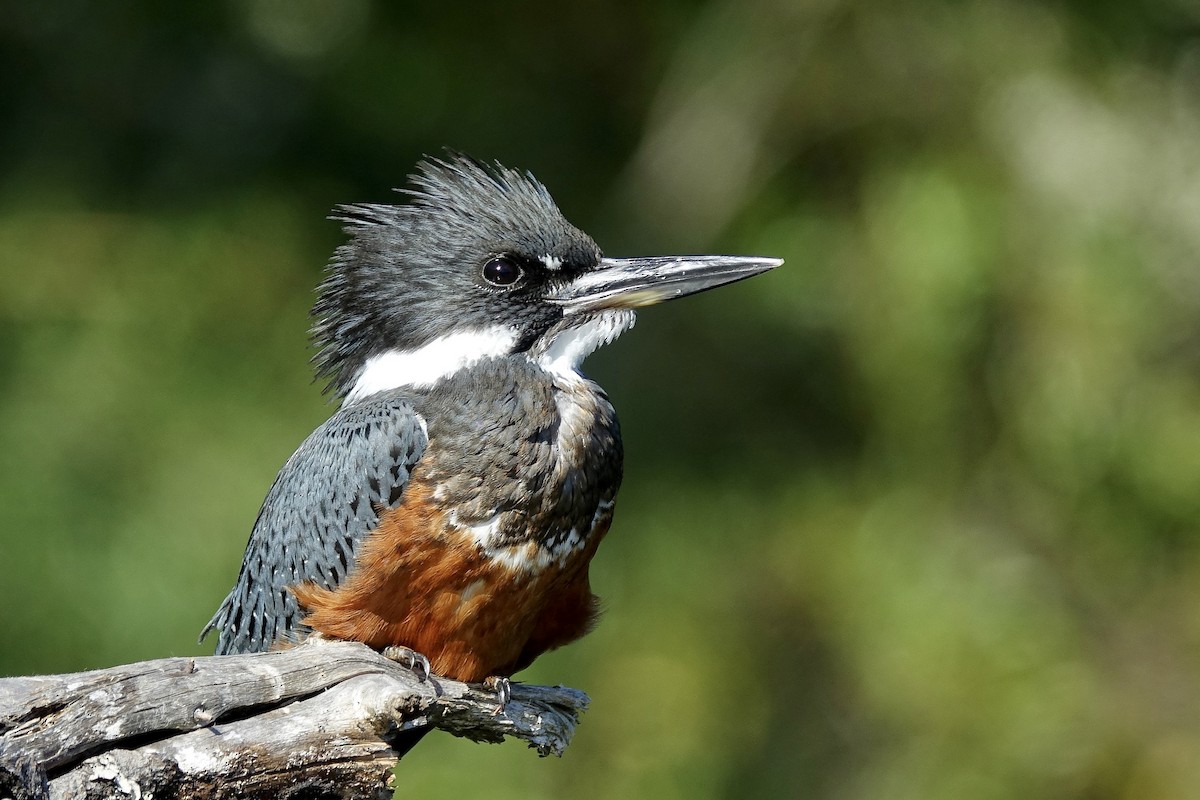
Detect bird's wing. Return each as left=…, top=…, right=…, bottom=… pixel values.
left=202, top=393, right=428, bottom=654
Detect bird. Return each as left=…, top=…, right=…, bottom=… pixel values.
left=202, top=153, right=780, bottom=693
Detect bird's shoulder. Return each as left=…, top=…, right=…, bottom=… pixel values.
left=258, top=391, right=430, bottom=560
left=204, top=391, right=428, bottom=653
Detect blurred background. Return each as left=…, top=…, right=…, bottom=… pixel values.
left=2, top=1, right=1199, bottom=798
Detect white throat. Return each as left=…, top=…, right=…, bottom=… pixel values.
left=344, top=325, right=518, bottom=403
left=535, top=309, right=636, bottom=380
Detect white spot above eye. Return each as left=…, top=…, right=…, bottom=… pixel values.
left=345, top=325, right=519, bottom=403
left=541, top=254, right=563, bottom=271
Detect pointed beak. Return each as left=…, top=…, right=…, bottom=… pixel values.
left=546, top=254, right=782, bottom=313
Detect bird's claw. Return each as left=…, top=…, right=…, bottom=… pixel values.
left=382, top=645, right=431, bottom=682
left=483, top=675, right=511, bottom=714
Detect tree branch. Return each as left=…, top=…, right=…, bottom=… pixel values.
left=0, top=641, right=588, bottom=799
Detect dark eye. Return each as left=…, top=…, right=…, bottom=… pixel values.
left=482, top=256, right=522, bottom=288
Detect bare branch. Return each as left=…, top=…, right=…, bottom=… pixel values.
left=0, top=641, right=588, bottom=800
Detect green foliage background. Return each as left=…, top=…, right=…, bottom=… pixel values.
left=3, top=1, right=1199, bottom=797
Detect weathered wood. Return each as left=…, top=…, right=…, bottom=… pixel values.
left=0, top=641, right=588, bottom=800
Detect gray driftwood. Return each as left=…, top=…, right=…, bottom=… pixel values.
left=0, top=640, right=588, bottom=799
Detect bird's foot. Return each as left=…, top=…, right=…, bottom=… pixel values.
left=382, top=645, right=431, bottom=682
left=483, top=675, right=511, bottom=714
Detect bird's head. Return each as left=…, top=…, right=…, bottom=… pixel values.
left=312, top=154, right=780, bottom=402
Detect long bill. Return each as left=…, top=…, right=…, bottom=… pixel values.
left=546, top=255, right=782, bottom=313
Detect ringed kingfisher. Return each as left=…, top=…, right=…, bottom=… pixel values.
left=202, top=154, right=780, bottom=696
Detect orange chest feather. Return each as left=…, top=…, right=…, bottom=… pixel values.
left=291, top=482, right=610, bottom=682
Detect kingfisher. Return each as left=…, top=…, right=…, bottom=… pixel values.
left=202, top=154, right=780, bottom=694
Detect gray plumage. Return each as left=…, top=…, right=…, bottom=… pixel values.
left=313, top=155, right=600, bottom=399
left=204, top=154, right=597, bottom=655
left=203, top=152, right=778, bottom=664
left=415, top=356, right=623, bottom=551
left=203, top=356, right=623, bottom=655
left=203, top=393, right=427, bottom=654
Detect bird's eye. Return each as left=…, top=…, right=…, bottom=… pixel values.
left=482, top=257, right=523, bottom=288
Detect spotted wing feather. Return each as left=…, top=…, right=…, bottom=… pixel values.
left=203, top=393, right=428, bottom=655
